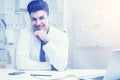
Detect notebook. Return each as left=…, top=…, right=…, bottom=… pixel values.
left=90, top=49, right=120, bottom=80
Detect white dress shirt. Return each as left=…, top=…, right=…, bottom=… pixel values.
left=16, top=26, right=69, bottom=71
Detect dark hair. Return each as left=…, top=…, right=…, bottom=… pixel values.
left=27, top=0, right=49, bottom=15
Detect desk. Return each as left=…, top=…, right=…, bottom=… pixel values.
left=0, top=69, right=105, bottom=80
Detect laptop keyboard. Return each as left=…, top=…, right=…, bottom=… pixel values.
left=91, top=76, right=104, bottom=80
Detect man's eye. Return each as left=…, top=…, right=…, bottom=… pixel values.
left=39, top=16, right=45, bottom=20
left=31, top=18, right=36, bottom=21
left=30, top=17, right=36, bottom=21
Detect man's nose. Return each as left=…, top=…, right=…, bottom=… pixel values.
left=36, top=19, right=42, bottom=25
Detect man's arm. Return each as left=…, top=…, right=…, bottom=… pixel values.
left=16, top=29, right=51, bottom=70
left=43, top=33, right=69, bottom=71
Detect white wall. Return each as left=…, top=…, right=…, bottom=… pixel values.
left=68, top=0, right=120, bottom=69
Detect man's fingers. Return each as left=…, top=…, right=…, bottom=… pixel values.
left=34, top=29, right=46, bottom=36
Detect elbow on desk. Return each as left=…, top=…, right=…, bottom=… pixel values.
left=56, top=67, right=67, bottom=72
left=52, top=64, right=68, bottom=72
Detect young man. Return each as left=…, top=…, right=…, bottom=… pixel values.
left=16, top=0, right=69, bottom=71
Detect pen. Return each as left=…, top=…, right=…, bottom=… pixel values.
left=30, top=74, right=52, bottom=76
left=8, top=71, right=25, bottom=75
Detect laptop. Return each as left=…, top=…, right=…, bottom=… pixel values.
left=90, top=49, right=120, bottom=80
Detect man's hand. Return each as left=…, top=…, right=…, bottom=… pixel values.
left=34, top=28, right=50, bottom=43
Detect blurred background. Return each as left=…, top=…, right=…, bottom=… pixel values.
left=0, top=0, right=120, bottom=69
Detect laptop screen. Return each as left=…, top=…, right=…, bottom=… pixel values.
left=103, top=50, right=120, bottom=80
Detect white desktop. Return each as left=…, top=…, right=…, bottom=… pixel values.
left=0, top=68, right=105, bottom=80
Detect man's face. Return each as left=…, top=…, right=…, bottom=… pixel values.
left=30, top=10, right=49, bottom=31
